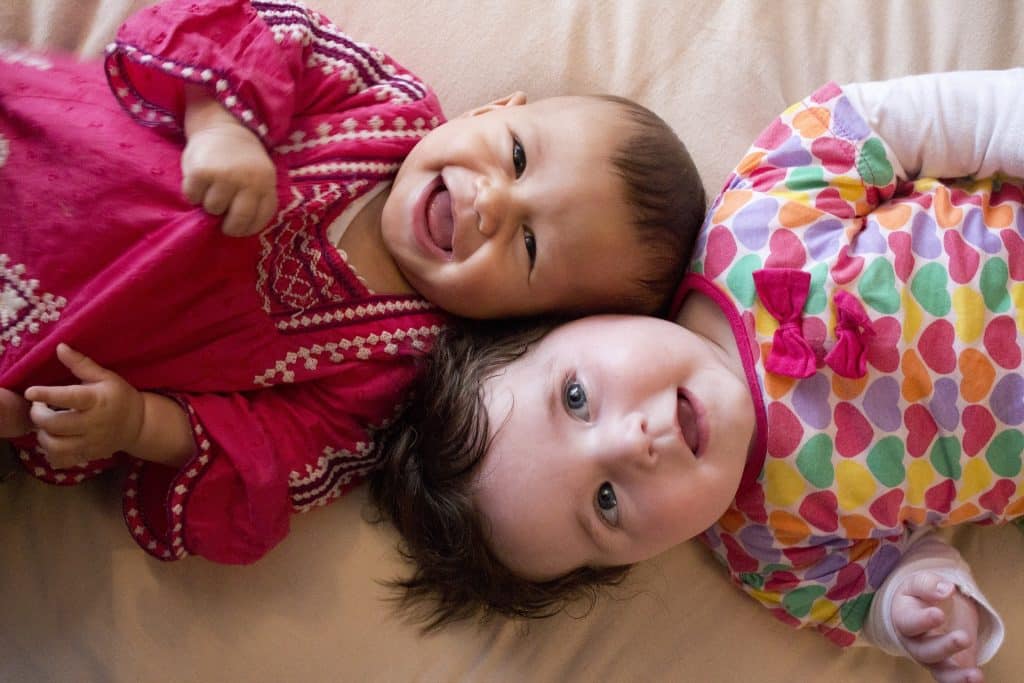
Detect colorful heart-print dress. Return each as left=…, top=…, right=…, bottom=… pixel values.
left=676, top=82, right=1024, bottom=647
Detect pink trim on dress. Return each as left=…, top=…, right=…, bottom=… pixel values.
left=671, top=273, right=767, bottom=494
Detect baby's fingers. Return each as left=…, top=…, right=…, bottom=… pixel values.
left=28, top=400, right=89, bottom=436
left=931, top=661, right=984, bottom=683
left=903, top=572, right=955, bottom=605
left=181, top=169, right=212, bottom=206
left=906, top=629, right=975, bottom=666
left=35, top=430, right=89, bottom=469
left=221, top=187, right=267, bottom=237
left=199, top=179, right=235, bottom=218
left=24, top=384, right=96, bottom=412
left=894, top=601, right=947, bottom=638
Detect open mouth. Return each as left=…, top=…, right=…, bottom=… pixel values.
left=424, top=178, right=454, bottom=255
left=677, top=389, right=701, bottom=456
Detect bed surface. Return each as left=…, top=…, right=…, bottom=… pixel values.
left=3, top=1, right=1024, bottom=680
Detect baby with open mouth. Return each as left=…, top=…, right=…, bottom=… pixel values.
left=0, top=0, right=705, bottom=567
left=372, top=68, right=1024, bottom=683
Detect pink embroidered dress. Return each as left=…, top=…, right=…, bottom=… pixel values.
left=675, top=83, right=1024, bottom=646
left=0, top=0, right=447, bottom=563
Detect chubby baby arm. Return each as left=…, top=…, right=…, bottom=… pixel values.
left=24, top=344, right=194, bottom=469
left=863, top=532, right=1004, bottom=683
left=181, top=85, right=278, bottom=237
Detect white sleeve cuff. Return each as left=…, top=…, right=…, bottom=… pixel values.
left=844, top=69, right=1024, bottom=181
left=862, top=530, right=1004, bottom=665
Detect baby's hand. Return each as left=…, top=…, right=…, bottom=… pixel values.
left=180, top=97, right=278, bottom=237
left=24, top=344, right=144, bottom=468
left=892, top=570, right=983, bottom=683
left=0, top=387, right=32, bottom=438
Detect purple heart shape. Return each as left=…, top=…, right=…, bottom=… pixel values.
left=929, top=378, right=961, bottom=432
left=910, top=211, right=942, bottom=259
left=792, top=373, right=832, bottom=429
left=962, top=207, right=1003, bottom=254
left=851, top=218, right=887, bottom=255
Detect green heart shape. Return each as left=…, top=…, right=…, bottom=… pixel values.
left=910, top=263, right=951, bottom=317
left=858, top=259, right=900, bottom=314
left=726, top=253, right=764, bottom=307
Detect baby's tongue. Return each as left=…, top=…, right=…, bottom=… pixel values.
left=426, top=187, right=454, bottom=253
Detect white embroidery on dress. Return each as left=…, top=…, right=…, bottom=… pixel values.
left=252, top=323, right=441, bottom=386
left=0, top=133, right=8, bottom=168
left=274, top=122, right=428, bottom=155
left=289, top=440, right=377, bottom=512
left=288, top=160, right=401, bottom=179
left=0, top=255, right=66, bottom=352
left=256, top=183, right=346, bottom=314
left=252, top=0, right=426, bottom=104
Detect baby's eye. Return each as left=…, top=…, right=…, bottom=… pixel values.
left=512, top=136, right=527, bottom=178
left=524, top=229, right=536, bottom=267
left=595, top=482, right=619, bottom=526
left=563, top=379, right=589, bottom=421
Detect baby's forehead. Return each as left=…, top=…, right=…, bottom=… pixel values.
left=528, top=94, right=630, bottom=129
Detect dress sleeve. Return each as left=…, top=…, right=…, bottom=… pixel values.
left=703, top=513, right=909, bottom=648
left=121, top=365, right=415, bottom=564
left=844, top=69, right=1024, bottom=181
left=104, top=0, right=437, bottom=146
left=708, top=81, right=902, bottom=233
left=861, top=530, right=1005, bottom=665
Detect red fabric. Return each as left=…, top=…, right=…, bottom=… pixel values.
left=752, top=268, right=816, bottom=378
left=1, top=0, right=447, bottom=563
left=824, top=290, right=874, bottom=378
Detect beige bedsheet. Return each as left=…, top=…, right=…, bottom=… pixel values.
left=3, top=1, right=1024, bottom=680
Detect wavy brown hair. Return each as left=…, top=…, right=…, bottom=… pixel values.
left=590, top=94, right=707, bottom=314
left=369, top=319, right=632, bottom=629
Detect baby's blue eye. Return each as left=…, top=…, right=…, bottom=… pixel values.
left=563, top=379, right=589, bottom=421
left=512, top=136, right=527, bottom=178
left=596, top=482, right=619, bottom=526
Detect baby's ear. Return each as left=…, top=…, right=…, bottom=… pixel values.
left=459, top=91, right=528, bottom=118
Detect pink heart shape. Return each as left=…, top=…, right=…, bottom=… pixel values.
left=979, top=479, right=1016, bottom=516
left=888, top=231, right=914, bottom=283
left=834, top=402, right=873, bottom=457
left=765, top=229, right=807, bottom=269
left=1002, top=230, right=1024, bottom=281
left=703, top=225, right=737, bottom=280
left=962, top=405, right=997, bottom=456
left=869, top=488, right=904, bottom=527
left=866, top=316, right=901, bottom=373
left=799, top=490, right=839, bottom=532
left=944, top=230, right=980, bottom=284
left=919, top=320, right=957, bottom=374
left=904, top=404, right=938, bottom=457
left=826, top=563, right=866, bottom=601
left=722, top=534, right=758, bottom=573
left=830, top=245, right=864, bottom=285
left=925, top=480, right=956, bottom=514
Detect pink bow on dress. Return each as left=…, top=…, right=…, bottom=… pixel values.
left=752, top=268, right=817, bottom=378
left=823, top=289, right=875, bottom=378
left=752, top=268, right=875, bottom=380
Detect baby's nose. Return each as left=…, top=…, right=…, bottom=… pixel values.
left=601, top=414, right=654, bottom=467
left=474, top=176, right=512, bottom=237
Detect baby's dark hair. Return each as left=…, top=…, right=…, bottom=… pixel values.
left=584, top=94, right=705, bottom=314
left=369, top=318, right=632, bottom=629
